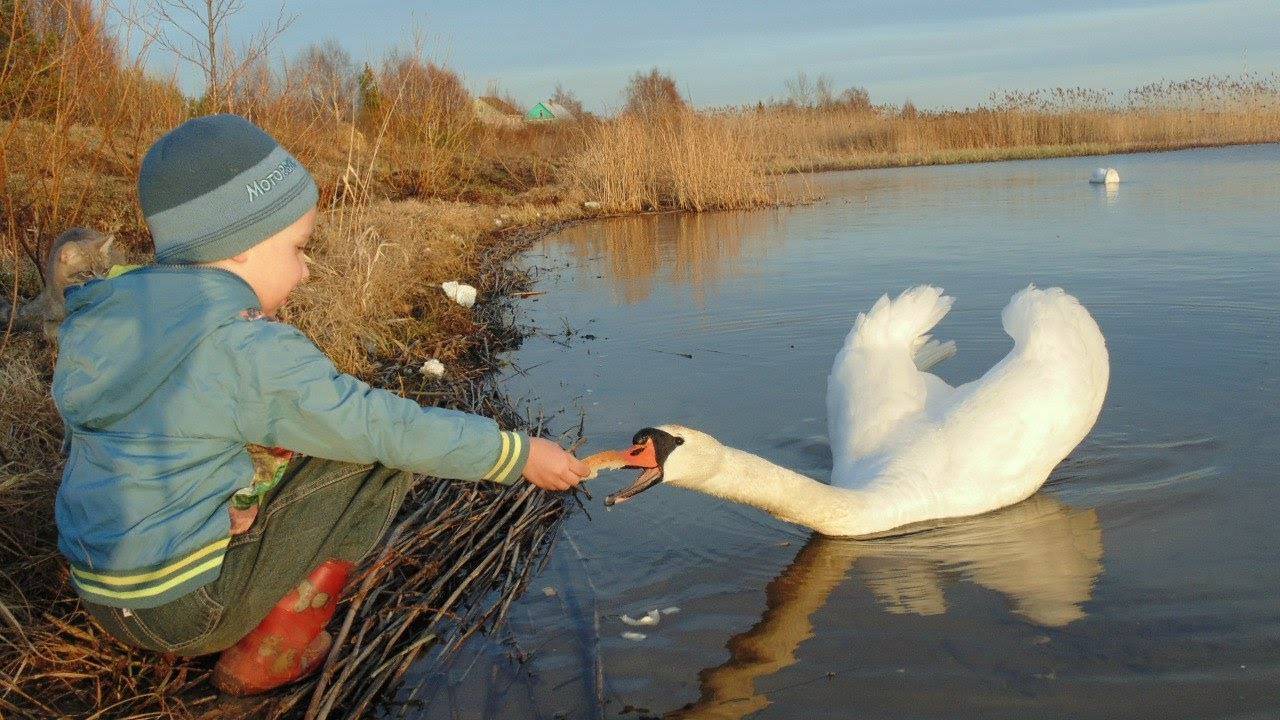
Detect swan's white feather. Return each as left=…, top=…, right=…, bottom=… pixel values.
left=824, top=285, right=1109, bottom=531
left=826, top=285, right=956, bottom=467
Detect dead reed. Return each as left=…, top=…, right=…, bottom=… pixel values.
left=277, top=289, right=577, bottom=719
left=727, top=73, right=1280, bottom=173
left=566, top=110, right=774, bottom=212
left=284, top=197, right=584, bottom=378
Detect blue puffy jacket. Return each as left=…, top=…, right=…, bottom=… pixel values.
left=53, top=265, right=527, bottom=609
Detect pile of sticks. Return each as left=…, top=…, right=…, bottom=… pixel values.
left=280, top=460, right=568, bottom=719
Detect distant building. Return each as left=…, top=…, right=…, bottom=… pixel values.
left=473, top=96, right=522, bottom=129
left=526, top=101, right=573, bottom=121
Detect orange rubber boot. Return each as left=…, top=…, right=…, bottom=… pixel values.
left=212, top=559, right=353, bottom=695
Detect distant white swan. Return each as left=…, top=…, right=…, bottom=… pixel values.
left=589, top=285, right=1110, bottom=537
left=1090, top=167, right=1120, bottom=184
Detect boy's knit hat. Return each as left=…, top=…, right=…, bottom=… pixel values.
left=138, top=114, right=318, bottom=264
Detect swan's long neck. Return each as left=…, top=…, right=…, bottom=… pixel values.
left=694, top=446, right=870, bottom=537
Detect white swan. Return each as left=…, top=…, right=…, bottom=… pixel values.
left=589, top=285, right=1109, bottom=537
left=1089, top=167, right=1120, bottom=184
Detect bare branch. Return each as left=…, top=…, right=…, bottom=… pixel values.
left=145, top=0, right=294, bottom=108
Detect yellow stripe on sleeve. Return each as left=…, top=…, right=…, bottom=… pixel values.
left=482, top=431, right=512, bottom=480
left=493, top=433, right=524, bottom=483
left=72, top=556, right=225, bottom=601
left=70, top=537, right=230, bottom=586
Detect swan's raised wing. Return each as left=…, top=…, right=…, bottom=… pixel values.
left=826, top=286, right=955, bottom=470
left=922, top=285, right=1110, bottom=504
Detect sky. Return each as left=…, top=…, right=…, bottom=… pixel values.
left=127, top=0, right=1280, bottom=112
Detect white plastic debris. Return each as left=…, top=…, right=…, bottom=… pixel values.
left=660, top=606, right=680, bottom=616
left=441, top=280, right=477, bottom=308
left=620, top=631, right=647, bottom=641
left=1089, top=167, right=1120, bottom=184
left=419, top=358, right=445, bottom=378
left=621, top=609, right=661, bottom=627
left=542, top=586, right=557, bottom=597
left=582, top=200, right=602, bottom=211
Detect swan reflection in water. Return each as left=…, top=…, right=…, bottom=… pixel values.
left=668, top=494, right=1102, bottom=719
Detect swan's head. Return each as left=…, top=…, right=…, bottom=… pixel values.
left=602, top=425, right=724, bottom=506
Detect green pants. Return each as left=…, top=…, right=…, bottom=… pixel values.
left=85, top=456, right=415, bottom=657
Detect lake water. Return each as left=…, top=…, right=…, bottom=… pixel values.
left=405, top=144, right=1280, bottom=719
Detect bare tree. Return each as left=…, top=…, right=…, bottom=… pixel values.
left=146, top=0, right=294, bottom=109
left=550, top=82, right=589, bottom=119
left=623, top=67, right=685, bottom=117
left=814, top=73, right=835, bottom=108
left=293, top=37, right=355, bottom=116
left=839, top=85, right=872, bottom=112
left=785, top=71, right=869, bottom=111
left=784, top=70, right=813, bottom=107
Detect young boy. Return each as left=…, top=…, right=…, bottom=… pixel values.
left=52, top=114, right=589, bottom=695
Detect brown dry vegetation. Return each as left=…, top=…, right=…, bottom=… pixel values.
left=729, top=76, right=1280, bottom=172
left=566, top=111, right=775, bottom=212
left=2, top=0, right=1279, bottom=717
left=286, top=198, right=586, bottom=377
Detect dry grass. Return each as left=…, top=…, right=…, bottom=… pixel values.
left=567, top=111, right=776, bottom=212
left=722, top=75, right=1280, bottom=173
left=287, top=198, right=585, bottom=377
left=0, top=338, right=62, bottom=606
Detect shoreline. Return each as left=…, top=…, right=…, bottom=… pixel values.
left=502, top=137, right=1280, bottom=227
left=767, top=137, right=1280, bottom=176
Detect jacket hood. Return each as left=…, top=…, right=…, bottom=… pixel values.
left=54, top=266, right=260, bottom=428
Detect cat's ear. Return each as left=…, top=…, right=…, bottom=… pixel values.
left=97, top=234, right=115, bottom=257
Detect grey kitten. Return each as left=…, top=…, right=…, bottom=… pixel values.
left=3, top=228, right=117, bottom=341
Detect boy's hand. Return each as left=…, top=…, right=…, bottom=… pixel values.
left=523, top=437, right=590, bottom=491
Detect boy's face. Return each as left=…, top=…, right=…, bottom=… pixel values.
left=212, top=207, right=316, bottom=316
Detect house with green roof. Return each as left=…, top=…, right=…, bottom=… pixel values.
left=526, top=101, right=572, bottom=121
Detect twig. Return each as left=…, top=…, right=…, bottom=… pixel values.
left=646, top=347, right=694, bottom=359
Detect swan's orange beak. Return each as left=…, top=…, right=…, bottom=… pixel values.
left=584, top=428, right=684, bottom=506
left=583, top=440, right=658, bottom=474
left=581, top=438, right=664, bottom=506
left=621, top=439, right=659, bottom=469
